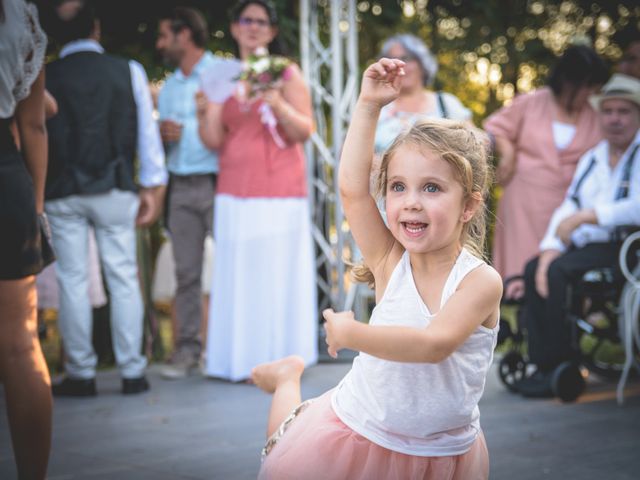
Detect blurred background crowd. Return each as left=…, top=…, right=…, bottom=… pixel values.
left=1, top=0, right=639, bottom=478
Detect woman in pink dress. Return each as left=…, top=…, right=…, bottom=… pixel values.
left=197, top=0, right=317, bottom=381
left=483, top=45, right=608, bottom=296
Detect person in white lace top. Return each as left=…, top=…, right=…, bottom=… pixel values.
left=250, top=59, right=503, bottom=480
left=0, top=0, right=45, bottom=118
left=373, top=34, right=473, bottom=155
left=0, top=0, right=52, bottom=478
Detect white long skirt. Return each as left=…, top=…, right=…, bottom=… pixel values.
left=205, top=194, right=318, bottom=381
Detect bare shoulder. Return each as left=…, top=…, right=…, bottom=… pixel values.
left=283, top=62, right=303, bottom=82
left=461, top=263, right=503, bottom=304
left=455, top=264, right=502, bottom=329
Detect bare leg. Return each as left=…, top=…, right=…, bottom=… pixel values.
left=251, top=355, right=305, bottom=438
left=0, top=277, right=52, bottom=480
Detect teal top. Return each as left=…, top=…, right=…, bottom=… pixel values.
left=158, top=51, right=222, bottom=175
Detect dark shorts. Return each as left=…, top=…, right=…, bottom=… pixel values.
left=0, top=122, right=54, bottom=280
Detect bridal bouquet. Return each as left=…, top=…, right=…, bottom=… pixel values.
left=233, top=48, right=293, bottom=148
left=237, top=47, right=291, bottom=98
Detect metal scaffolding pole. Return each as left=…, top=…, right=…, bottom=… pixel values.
left=300, top=0, right=359, bottom=313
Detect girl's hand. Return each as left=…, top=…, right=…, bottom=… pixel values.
left=322, top=308, right=356, bottom=358
left=359, top=58, right=405, bottom=108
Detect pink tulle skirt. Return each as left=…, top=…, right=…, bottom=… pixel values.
left=259, top=390, right=489, bottom=480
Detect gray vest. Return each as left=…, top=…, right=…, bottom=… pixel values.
left=45, top=51, right=138, bottom=200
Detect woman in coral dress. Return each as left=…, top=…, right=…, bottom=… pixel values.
left=197, top=0, right=317, bottom=381
left=483, top=45, right=608, bottom=294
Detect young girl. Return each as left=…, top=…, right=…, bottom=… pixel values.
left=251, top=58, right=502, bottom=480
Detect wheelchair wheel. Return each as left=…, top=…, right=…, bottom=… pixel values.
left=498, top=351, right=526, bottom=392
left=551, top=362, right=586, bottom=402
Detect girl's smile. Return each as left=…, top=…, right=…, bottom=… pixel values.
left=402, top=222, right=428, bottom=236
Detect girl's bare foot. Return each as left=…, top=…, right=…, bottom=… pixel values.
left=251, top=355, right=305, bottom=394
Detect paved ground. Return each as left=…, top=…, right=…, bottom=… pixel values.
left=1, top=355, right=640, bottom=480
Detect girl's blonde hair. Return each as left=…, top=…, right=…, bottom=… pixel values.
left=352, top=118, right=493, bottom=287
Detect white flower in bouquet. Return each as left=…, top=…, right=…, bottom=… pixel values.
left=236, top=47, right=292, bottom=98
left=252, top=57, right=271, bottom=74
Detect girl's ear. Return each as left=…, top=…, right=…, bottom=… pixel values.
left=461, top=193, right=482, bottom=223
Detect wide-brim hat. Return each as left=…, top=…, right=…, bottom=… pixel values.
left=589, top=73, right=640, bottom=111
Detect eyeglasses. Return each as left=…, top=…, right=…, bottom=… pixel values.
left=395, top=55, right=417, bottom=63
left=237, top=17, right=271, bottom=28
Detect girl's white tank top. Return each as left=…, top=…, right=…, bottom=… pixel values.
left=332, top=248, right=498, bottom=457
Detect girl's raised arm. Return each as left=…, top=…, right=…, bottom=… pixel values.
left=338, top=59, right=405, bottom=273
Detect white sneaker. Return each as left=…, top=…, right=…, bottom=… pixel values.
left=160, top=356, right=199, bottom=380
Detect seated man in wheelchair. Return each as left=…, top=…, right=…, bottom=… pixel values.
left=517, top=73, right=640, bottom=398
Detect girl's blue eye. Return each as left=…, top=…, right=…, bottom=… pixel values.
left=390, top=182, right=405, bottom=192
left=425, top=183, right=439, bottom=193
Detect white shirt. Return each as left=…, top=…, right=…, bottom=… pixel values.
left=540, top=130, right=640, bottom=253
left=332, top=249, right=498, bottom=456
left=374, top=92, right=472, bottom=153
left=552, top=121, right=577, bottom=151
left=0, top=0, right=46, bottom=118
left=59, top=40, right=167, bottom=188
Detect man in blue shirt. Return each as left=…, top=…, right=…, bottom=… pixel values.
left=156, top=7, right=220, bottom=378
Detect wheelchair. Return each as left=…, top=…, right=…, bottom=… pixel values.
left=497, top=231, right=640, bottom=403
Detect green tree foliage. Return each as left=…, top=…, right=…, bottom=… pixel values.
left=35, top=0, right=639, bottom=119
left=353, top=0, right=639, bottom=120
left=35, top=0, right=301, bottom=81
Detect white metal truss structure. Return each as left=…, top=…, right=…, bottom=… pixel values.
left=300, top=0, right=359, bottom=313
left=300, top=0, right=358, bottom=311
